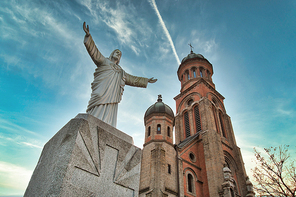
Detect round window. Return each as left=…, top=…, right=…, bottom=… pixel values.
left=189, top=152, right=196, bottom=162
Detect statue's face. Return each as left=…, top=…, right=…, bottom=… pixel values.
left=112, top=50, right=122, bottom=60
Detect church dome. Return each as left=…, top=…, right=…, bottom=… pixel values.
left=181, top=51, right=206, bottom=64
left=144, top=95, right=174, bottom=119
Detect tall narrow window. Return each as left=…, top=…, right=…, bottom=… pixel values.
left=157, top=124, right=161, bottom=134
left=200, top=68, right=203, bottom=77
left=212, top=106, right=219, bottom=133
left=185, top=70, right=190, bottom=80
left=167, top=127, right=170, bottom=137
left=168, top=164, right=171, bottom=174
left=184, top=112, right=191, bottom=138
left=147, top=126, right=151, bottom=137
left=193, top=69, right=196, bottom=78
left=188, top=174, right=193, bottom=193
left=219, top=112, right=226, bottom=137
left=194, top=105, right=202, bottom=132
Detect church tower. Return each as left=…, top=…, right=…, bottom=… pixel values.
left=139, top=95, right=178, bottom=197
left=139, top=51, right=255, bottom=197
left=174, top=50, right=254, bottom=197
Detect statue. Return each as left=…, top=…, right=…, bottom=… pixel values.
left=83, top=22, right=157, bottom=127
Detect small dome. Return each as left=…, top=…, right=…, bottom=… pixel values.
left=144, top=95, right=174, bottom=119
left=181, top=51, right=206, bottom=64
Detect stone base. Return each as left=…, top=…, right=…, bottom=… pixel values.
left=24, top=114, right=142, bottom=197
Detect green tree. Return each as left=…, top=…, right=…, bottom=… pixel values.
left=252, top=145, right=296, bottom=197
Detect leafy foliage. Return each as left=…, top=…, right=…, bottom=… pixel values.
left=252, top=145, right=296, bottom=197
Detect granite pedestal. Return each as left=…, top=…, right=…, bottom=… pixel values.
left=24, top=114, right=141, bottom=197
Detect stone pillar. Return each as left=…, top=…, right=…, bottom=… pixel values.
left=150, top=144, right=166, bottom=197
left=24, top=114, right=142, bottom=197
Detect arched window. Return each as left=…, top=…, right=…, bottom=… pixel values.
left=219, top=111, right=226, bottom=137
left=193, top=69, right=196, bottom=78
left=147, top=126, right=151, bottom=137
left=187, top=174, right=194, bottom=193
left=157, top=124, right=161, bottom=134
left=185, top=70, right=190, bottom=80
left=167, top=126, right=170, bottom=137
left=199, top=68, right=203, bottom=77
left=194, top=105, right=202, bottom=132
left=184, top=112, right=191, bottom=138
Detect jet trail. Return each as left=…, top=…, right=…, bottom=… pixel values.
left=149, top=0, right=181, bottom=65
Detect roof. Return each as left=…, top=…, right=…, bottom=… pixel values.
left=144, top=95, right=174, bottom=119
left=177, top=131, right=201, bottom=149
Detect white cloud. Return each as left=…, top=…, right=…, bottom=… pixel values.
left=0, top=134, right=43, bottom=150
left=0, top=161, right=32, bottom=191
left=0, top=118, right=38, bottom=136
left=20, top=142, right=43, bottom=149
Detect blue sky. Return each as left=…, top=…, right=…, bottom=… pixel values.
left=1, top=0, right=296, bottom=196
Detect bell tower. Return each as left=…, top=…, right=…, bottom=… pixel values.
left=139, top=95, right=178, bottom=197
left=174, top=51, right=254, bottom=197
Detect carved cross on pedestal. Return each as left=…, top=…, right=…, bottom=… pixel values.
left=97, top=145, right=134, bottom=196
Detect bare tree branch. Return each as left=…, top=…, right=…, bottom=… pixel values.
left=252, top=145, right=296, bottom=197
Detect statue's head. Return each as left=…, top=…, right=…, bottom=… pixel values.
left=109, top=49, right=122, bottom=64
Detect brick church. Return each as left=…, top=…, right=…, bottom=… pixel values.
left=139, top=51, right=255, bottom=197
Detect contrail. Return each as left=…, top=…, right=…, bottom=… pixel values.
left=149, top=0, right=181, bottom=65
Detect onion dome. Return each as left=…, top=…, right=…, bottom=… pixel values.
left=144, top=95, right=174, bottom=120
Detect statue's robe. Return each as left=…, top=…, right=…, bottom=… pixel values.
left=84, top=35, right=148, bottom=127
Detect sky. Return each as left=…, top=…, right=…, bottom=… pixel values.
left=0, top=0, right=296, bottom=196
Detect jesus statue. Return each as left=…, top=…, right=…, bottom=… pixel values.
left=83, top=22, right=157, bottom=127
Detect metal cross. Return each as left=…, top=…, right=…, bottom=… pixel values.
left=188, top=43, right=194, bottom=53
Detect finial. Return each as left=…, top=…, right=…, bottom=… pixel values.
left=157, top=94, right=162, bottom=102
left=188, top=43, right=194, bottom=54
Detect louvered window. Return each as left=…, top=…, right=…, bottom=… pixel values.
left=194, top=105, right=202, bottom=132
left=184, top=112, right=191, bottom=138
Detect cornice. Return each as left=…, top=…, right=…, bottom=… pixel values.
left=143, top=139, right=174, bottom=147
left=174, top=78, right=225, bottom=101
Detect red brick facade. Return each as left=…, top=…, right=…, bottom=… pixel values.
left=139, top=52, right=254, bottom=197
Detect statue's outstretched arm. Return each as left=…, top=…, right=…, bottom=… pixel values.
left=83, top=22, right=104, bottom=66
left=125, top=73, right=157, bottom=88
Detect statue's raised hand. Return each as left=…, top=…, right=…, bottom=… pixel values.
left=83, top=22, right=90, bottom=36
left=148, top=77, right=157, bottom=83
